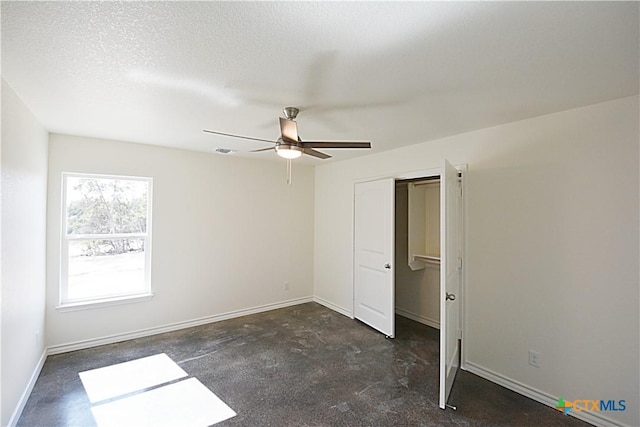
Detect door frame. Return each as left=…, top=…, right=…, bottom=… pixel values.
left=352, top=162, right=468, bottom=394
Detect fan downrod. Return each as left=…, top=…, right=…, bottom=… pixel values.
left=283, top=107, right=299, bottom=120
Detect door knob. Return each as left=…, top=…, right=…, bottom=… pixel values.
left=384, top=263, right=391, bottom=269
left=446, top=293, right=456, bottom=301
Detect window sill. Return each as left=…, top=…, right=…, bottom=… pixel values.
left=57, top=293, right=154, bottom=312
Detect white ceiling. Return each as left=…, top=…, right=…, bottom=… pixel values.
left=2, top=1, right=638, bottom=163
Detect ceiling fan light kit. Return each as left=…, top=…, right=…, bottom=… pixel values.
left=275, top=144, right=303, bottom=159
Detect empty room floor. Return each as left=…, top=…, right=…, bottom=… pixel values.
left=18, top=303, right=589, bottom=426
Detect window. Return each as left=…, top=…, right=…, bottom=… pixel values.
left=60, top=173, right=152, bottom=308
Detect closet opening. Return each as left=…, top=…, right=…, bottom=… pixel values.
left=394, top=176, right=442, bottom=332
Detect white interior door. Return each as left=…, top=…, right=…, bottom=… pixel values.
left=354, top=179, right=395, bottom=338
left=439, top=159, right=461, bottom=409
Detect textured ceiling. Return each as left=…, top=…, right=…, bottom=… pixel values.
left=2, top=1, right=639, bottom=163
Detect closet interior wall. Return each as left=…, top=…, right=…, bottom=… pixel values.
left=394, top=180, right=441, bottom=330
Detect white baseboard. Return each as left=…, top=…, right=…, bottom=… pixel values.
left=313, top=296, right=353, bottom=318
left=48, top=296, right=313, bottom=355
left=464, top=361, right=628, bottom=427
left=8, top=350, right=47, bottom=427
left=395, top=307, right=440, bottom=329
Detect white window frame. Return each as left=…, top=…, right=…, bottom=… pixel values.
left=58, top=172, right=153, bottom=311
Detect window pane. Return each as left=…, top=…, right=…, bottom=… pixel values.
left=67, top=239, right=147, bottom=301
left=66, top=177, right=148, bottom=235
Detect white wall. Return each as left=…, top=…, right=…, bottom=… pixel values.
left=46, top=135, right=314, bottom=348
left=1, top=79, right=49, bottom=426
left=314, top=96, right=639, bottom=426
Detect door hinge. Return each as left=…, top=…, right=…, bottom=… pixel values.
left=457, top=257, right=463, bottom=269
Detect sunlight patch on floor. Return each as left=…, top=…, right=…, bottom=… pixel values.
left=79, top=353, right=187, bottom=403
left=90, top=377, right=236, bottom=427
left=79, top=353, right=236, bottom=426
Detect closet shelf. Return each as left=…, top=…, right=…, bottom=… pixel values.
left=412, top=254, right=441, bottom=265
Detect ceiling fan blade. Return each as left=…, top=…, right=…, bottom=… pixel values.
left=301, top=141, right=371, bottom=149
left=279, top=117, right=299, bottom=143
left=303, top=147, right=331, bottom=159
left=203, top=129, right=275, bottom=144
left=250, top=147, right=275, bottom=153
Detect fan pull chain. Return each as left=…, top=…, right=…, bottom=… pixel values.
left=286, top=158, right=292, bottom=185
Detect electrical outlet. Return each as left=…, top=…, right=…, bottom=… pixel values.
left=529, top=350, right=541, bottom=368
left=283, top=281, right=289, bottom=291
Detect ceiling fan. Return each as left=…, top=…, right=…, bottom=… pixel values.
left=203, top=107, right=371, bottom=160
